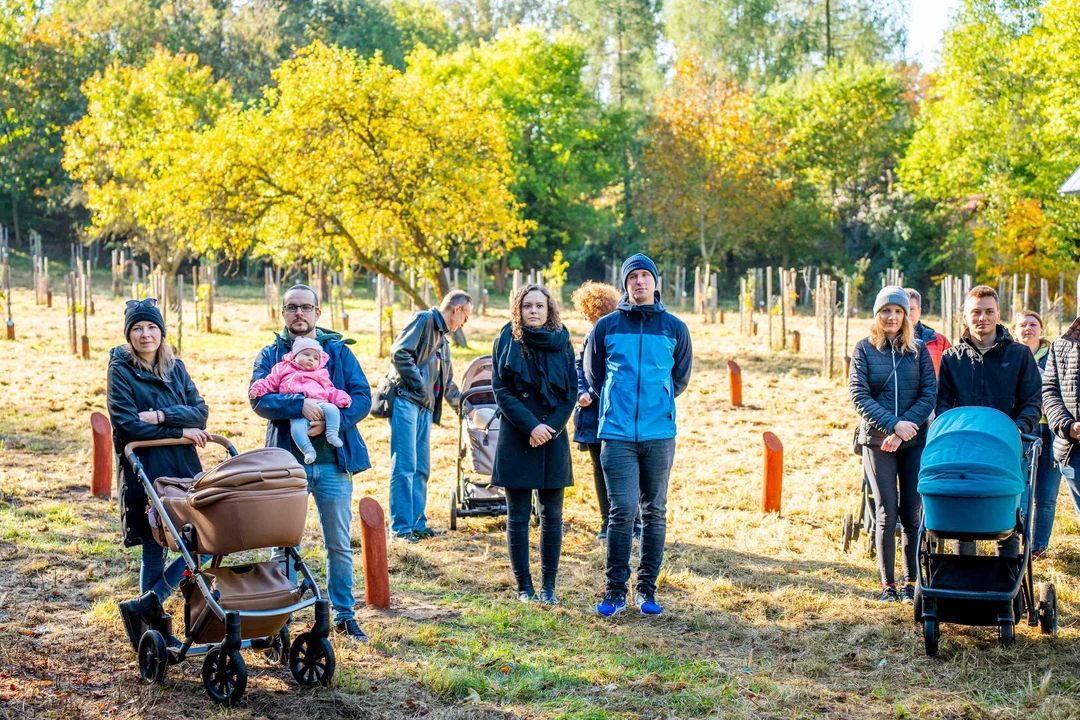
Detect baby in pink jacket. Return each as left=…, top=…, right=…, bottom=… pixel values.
left=248, top=337, right=352, bottom=463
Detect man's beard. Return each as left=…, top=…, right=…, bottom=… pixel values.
left=289, top=319, right=313, bottom=335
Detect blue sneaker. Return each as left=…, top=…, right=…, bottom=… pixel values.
left=635, top=592, right=662, bottom=616
left=596, top=592, right=626, bottom=617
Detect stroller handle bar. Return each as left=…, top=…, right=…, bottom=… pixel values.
left=458, top=385, right=495, bottom=416
left=124, top=434, right=237, bottom=461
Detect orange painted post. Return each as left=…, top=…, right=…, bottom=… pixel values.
left=844, top=356, right=851, bottom=379
left=727, top=360, right=743, bottom=408
left=90, top=412, right=112, bottom=497
left=791, top=330, right=801, bottom=353
left=719, top=309, right=725, bottom=324
left=342, top=313, right=349, bottom=331
left=358, top=497, right=390, bottom=609
left=752, top=321, right=758, bottom=336
left=762, top=432, right=783, bottom=514
left=4, top=322, right=12, bottom=340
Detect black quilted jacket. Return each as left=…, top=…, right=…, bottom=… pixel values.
left=1043, top=318, right=1080, bottom=463
left=849, top=337, right=937, bottom=447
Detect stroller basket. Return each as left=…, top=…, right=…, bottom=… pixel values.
left=151, top=447, right=309, bottom=555
left=184, top=562, right=300, bottom=643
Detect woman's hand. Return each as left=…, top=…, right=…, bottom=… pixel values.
left=881, top=434, right=902, bottom=453
left=1071, top=422, right=1080, bottom=441
left=138, top=410, right=160, bottom=425
left=182, top=427, right=210, bottom=448
left=893, top=421, right=918, bottom=442
left=577, top=392, right=592, bottom=408
left=529, top=424, right=555, bottom=447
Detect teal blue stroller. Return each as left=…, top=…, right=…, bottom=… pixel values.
left=914, top=407, right=1057, bottom=656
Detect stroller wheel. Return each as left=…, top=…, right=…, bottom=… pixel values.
left=923, top=619, right=939, bottom=657
left=264, top=625, right=291, bottom=665
left=449, top=491, right=458, bottom=531
left=137, top=629, right=168, bottom=684
left=202, top=648, right=247, bottom=706
left=1039, top=583, right=1058, bottom=636
left=999, top=622, right=1015, bottom=649
left=840, top=513, right=853, bottom=553
left=289, top=632, right=336, bottom=687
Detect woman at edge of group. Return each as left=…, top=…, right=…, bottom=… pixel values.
left=107, top=298, right=211, bottom=648
left=1015, top=310, right=1062, bottom=559
left=490, top=284, right=577, bottom=604
left=849, top=286, right=937, bottom=604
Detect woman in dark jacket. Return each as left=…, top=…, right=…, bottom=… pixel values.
left=849, top=286, right=936, bottom=604
left=571, top=281, right=640, bottom=540
left=1014, top=311, right=1061, bottom=558
left=491, top=284, right=576, bottom=604
left=107, top=299, right=210, bottom=648
left=1041, top=314, right=1080, bottom=554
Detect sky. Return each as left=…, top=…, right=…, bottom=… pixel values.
left=906, top=0, right=962, bottom=69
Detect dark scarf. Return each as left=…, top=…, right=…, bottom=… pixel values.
left=501, top=325, right=572, bottom=409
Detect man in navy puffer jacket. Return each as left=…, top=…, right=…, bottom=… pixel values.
left=586, top=253, right=693, bottom=617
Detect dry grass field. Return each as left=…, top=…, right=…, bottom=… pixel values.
left=2, top=264, right=1080, bottom=719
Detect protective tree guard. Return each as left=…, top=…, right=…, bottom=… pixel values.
left=762, top=432, right=783, bottom=514
left=90, top=412, right=112, bottom=498
left=727, top=360, right=743, bottom=407
left=358, top=497, right=390, bottom=609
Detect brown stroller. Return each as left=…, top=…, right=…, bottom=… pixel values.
left=124, top=435, right=335, bottom=705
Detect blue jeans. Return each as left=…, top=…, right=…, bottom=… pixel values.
left=290, top=403, right=342, bottom=459
left=601, top=438, right=676, bottom=596
left=273, top=462, right=355, bottom=623
left=141, top=538, right=187, bottom=603
left=389, top=396, right=432, bottom=536
left=1032, top=425, right=1066, bottom=551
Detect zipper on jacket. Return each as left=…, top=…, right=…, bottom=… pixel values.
left=635, top=314, right=643, bottom=442
left=892, top=346, right=898, bottom=417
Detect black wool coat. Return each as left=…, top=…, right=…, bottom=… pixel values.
left=490, top=324, right=577, bottom=491
left=107, top=347, right=209, bottom=546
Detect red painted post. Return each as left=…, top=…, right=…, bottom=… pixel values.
left=791, top=330, right=801, bottom=353
left=5, top=321, right=12, bottom=340
left=844, top=356, right=851, bottom=379
left=358, top=497, right=391, bottom=609
left=719, top=309, right=725, bottom=324
left=762, top=432, right=783, bottom=514
left=727, top=360, right=743, bottom=408
left=90, top=412, right=112, bottom=498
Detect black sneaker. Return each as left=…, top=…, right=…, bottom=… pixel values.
left=878, top=585, right=900, bottom=603
left=118, top=591, right=162, bottom=649
left=391, top=532, right=420, bottom=544
left=413, top=528, right=445, bottom=539
left=334, top=618, right=369, bottom=643
left=900, top=585, right=916, bottom=605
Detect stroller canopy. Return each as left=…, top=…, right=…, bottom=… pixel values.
left=918, top=406, right=1025, bottom=499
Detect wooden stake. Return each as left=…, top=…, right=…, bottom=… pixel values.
left=90, top=412, right=112, bottom=498
left=727, top=360, right=743, bottom=408
left=762, top=432, right=783, bottom=514
left=358, top=498, right=391, bottom=610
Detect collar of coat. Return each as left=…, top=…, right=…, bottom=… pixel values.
left=274, top=326, right=356, bottom=351
left=429, top=307, right=449, bottom=334
left=957, top=324, right=1013, bottom=355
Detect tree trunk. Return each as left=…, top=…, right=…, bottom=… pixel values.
left=10, top=188, right=21, bottom=247
left=494, top=256, right=508, bottom=293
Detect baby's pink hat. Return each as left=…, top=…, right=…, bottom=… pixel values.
left=290, top=337, right=323, bottom=358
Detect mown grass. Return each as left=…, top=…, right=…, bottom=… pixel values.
left=2, top=263, right=1080, bottom=719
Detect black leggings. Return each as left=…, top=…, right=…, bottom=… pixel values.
left=505, top=488, right=564, bottom=592
left=863, top=444, right=923, bottom=585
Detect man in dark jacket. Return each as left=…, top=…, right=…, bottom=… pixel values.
left=250, top=284, right=372, bottom=641
left=936, top=285, right=1041, bottom=556
left=387, top=290, right=472, bottom=541
left=586, top=253, right=693, bottom=618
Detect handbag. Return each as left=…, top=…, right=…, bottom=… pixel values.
left=370, top=374, right=398, bottom=419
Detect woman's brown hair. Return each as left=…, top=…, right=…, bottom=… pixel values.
left=122, top=337, right=176, bottom=381
left=510, top=284, right=563, bottom=342
left=571, top=281, right=621, bottom=325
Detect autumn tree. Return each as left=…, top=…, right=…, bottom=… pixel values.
left=176, top=41, right=530, bottom=304
left=63, top=48, right=233, bottom=297
left=638, top=55, right=781, bottom=280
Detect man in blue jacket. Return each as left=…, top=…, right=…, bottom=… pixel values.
left=585, top=253, right=693, bottom=617
left=250, top=284, right=373, bottom=642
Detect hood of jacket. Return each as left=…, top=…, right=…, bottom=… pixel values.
left=273, top=326, right=355, bottom=351
left=616, top=292, right=666, bottom=316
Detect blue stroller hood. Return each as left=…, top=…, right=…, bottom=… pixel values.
left=918, top=407, right=1025, bottom=535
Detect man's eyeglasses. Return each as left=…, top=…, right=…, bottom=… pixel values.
left=126, top=298, right=158, bottom=309
left=283, top=303, right=318, bottom=315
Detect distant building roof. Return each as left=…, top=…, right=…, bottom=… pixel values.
left=1061, top=165, right=1080, bottom=196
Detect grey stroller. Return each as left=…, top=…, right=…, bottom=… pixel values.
left=449, top=355, right=508, bottom=528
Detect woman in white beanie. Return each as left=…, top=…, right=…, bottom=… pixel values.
left=849, top=286, right=937, bottom=603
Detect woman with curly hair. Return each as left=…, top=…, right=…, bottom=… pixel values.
left=491, top=284, right=577, bottom=604
left=571, top=281, right=640, bottom=540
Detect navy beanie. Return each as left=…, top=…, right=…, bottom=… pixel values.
left=621, top=253, right=659, bottom=292
left=124, top=300, right=166, bottom=340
